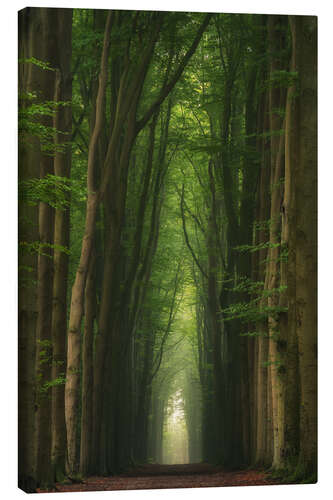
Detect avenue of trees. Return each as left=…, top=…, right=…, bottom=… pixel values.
left=18, top=7, right=317, bottom=492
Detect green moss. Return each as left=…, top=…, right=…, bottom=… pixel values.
left=268, top=458, right=317, bottom=485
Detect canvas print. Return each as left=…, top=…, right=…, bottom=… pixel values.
left=18, top=6, right=317, bottom=493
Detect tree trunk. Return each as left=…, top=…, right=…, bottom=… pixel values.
left=80, top=249, right=96, bottom=475
left=34, top=8, right=60, bottom=488
left=51, top=8, right=72, bottom=482
left=65, top=12, right=113, bottom=475
left=279, top=15, right=300, bottom=470
left=266, top=15, right=287, bottom=470
left=206, top=192, right=224, bottom=463
left=18, top=8, right=41, bottom=490
left=292, top=15, right=317, bottom=479
left=135, top=327, right=155, bottom=463
left=254, top=91, right=271, bottom=466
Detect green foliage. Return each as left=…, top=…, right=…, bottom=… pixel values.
left=18, top=89, right=71, bottom=153
left=19, top=174, right=86, bottom=210
left=37, top=339, right=52, bottom=363
left=253, top=219, right=271, bottom=231
left=264, top=70, right=298, bottom=90
left=239, top=330, right=266, bottom=337
left=234, top=240, right=281, bottom=253
left=261, top=359, right=282, bottom=368
left=18, top=56, right=56, bottom=71
left=222, top=301, right=286, bottom=324
left=19, top=240, right=70, bottom=258
left=227, top=276, right=264, bottom=294
left=221, top=282, right=288, bottom=325
left=41, top=374, right=66, bottom=393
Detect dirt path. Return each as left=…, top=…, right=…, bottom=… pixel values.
left=39, top=464, right=280, bottom=492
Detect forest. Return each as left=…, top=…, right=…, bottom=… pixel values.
left=18, top=7, right=317, bottom=493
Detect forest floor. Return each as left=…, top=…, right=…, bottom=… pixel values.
left=38, top=464, right=282, bottom=493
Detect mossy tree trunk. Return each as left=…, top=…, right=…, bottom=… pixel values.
left=292, top=15, right=318, bottom=479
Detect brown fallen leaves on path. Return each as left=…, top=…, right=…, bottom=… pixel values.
left=38, top=463, right=281, bottom=493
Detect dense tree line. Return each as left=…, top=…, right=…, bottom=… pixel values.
left=175, top=13, right=317, bottom=479
left=18, top=7, right=317, bottom=492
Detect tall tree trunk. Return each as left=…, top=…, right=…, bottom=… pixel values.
left=267, top=125, right=285, bottom=470
left=34, top=8, right=60, bottom=488
left=254, top=92, right=271, bottom=466
left=92, top=155, right=130, bottom=472
left=266, top=15, right=287, bottom=470
left=51, top=8, right=72, bottom=482
left=135, top=325, right=155, bottom=463
left=292, top=15, right=317, bottom=479
left=80, top=248, right=96, bottom=475
left=279, top=15, right=300, bottom=470
left=65, top=12, right=113, bottom=475
left=18, top=7, right=41, bottom=491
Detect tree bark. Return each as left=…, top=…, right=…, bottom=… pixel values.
left=266, top=15, right=287, bottom=470
left=33, top=8, right=61, bottom=488
left=292, top=15, right=317, bottom=478
left=65, top=11, right=113, bottom=475
left=253, top=88, right=272, bottom=466
left=279, top=15, right=300, bottom=469
left=80, top=249, right=96, bottom=475
left=18, top=7, right=41, bottom=491
left=51, top=8, right=72, bottom=482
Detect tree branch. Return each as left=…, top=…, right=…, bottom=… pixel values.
left=136, top=13, right=213, bottom=134
left=180, top=184, right=208, bottom=279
